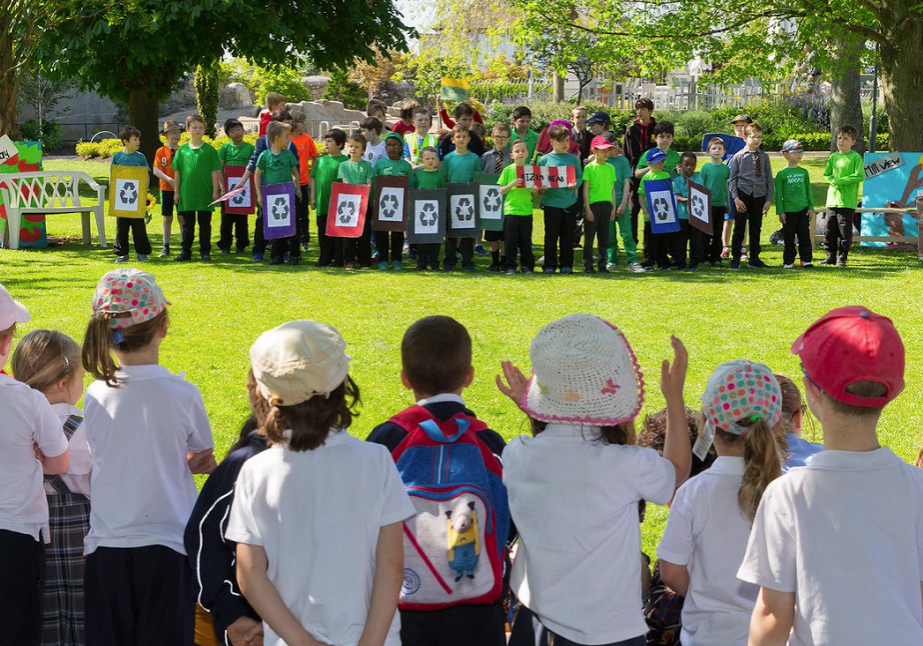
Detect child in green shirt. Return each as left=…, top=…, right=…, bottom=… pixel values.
left=411, top=147, right=446, bottom=270
left=310, top=128, right=348, bottom=267
left=634, top=121, right=681, bottom=179
left=255, top=121, right=301, bottom=266
left=776, top=139, right=815, bottom=268
left=699, top=137, right=731, bottom=265
left=581, top=136, right=616, bottom=274
left=217, top=118, right=256, bottom=255
left=823, top=125, right=863, bottom=266
left=337, top=133, right=375, bottom=269
left=538, top=125, right=582, bottom=274
left=603, top=134, right=642, bottom=272
left=171, top=114, right=223, bottom=262
left=441, top=125, right=482, bottom=272
left=638, top=148, right=674, bottom=270
left=499, top=139, right=537, bottom=274
left=511, top=106, right=540, bottom=164
left=374, top=132, right=413, bottom=270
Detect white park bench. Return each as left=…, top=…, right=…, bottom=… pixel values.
left=0, top=171, right=107, bottom=250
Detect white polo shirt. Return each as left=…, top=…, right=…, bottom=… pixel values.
left=657, top=456, right=758, bottom=646
left=226, top=430, right=414, bottom=646
left=0, top=372, right=68, bottom=541
left=83, top=365, right=213, bottom=555
left=47, top=402, right=92, bottom=497
left=503, top=423, right=675, bottom=644
left=738, top=447, right=923, bottom=646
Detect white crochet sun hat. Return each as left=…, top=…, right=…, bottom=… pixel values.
left=521, top=314, right=645, bottom=425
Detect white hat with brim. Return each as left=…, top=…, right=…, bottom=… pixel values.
left=0, top=283, right=31, bottom=330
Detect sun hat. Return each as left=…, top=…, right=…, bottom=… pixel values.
left=781, top=139, right=803, bottom=153
left=792, top=306, right=904, bottom=407
left=549, top=120, right=574, bottom=130
left=92, top=270, right=169, bottom=339
left=0, top=283, right=30, bottom=331
left=250, top=321, right=350, bottom=407
left=586, top=111, right=611, bottom=125
left=521, top=314, right=644, bottom=426
left=730, top=114, right=753, bottom=125
left=647, top=148, right=667, bottom=164
left=590, top=135, right=615, bottom=151
left=694, top=360, right=782, bottom=459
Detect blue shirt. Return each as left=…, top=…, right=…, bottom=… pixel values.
left=606, top=154, right=631, bottom=206
left=441, top=150, right=482, bottom=184
left=538, top=152, right=583, bottom=209
left=111, top=150, right=149, bottom=169
left=782, top=433, right=823, bottom=471
left=673, top=172, right=702, bottom=220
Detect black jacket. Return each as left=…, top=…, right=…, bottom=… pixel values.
left=623, top=118, right=657, bottom=170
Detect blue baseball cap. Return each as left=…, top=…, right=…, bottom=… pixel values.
left=648, top=148, right=667, bottom=164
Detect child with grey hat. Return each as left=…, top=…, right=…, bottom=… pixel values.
left=774, top=139, right=815, bottom=268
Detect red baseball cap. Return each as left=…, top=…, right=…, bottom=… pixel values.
left=590, top=135, right=615, bottom=150
left=792, top=306, right=904, bottom=407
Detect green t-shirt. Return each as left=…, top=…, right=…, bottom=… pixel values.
left=412, top=169, right=446, bottom=190
left=512, top=129, right=540, bottom=163
left=337, top=159, right=374, bottom=186
left=171, top=143, right=222, bottom=211
left=823, top=150, right=863, bottom=208
left=775, top=166, right=814, bottom=214
left=442, top=150, right=482, bottom=184
left=374, top=157, right=413, bottom=178
left=538, top=152, right=583, bottom=208
left=310, top=154, right=348, bottom=215
left=256, top=149, right=298, bottom=185
left=219, top=141, right=256, bottom=168
left=638, top=170, right=672, bottom=221
left=111, top=150, right=149, bottom=169
left=699, top=161, right=731, bottom=207
left=499, top=164, right=533, bottom=216
left=672, top=172, right=702, bottom=220
left=582, top=160, right=616, bottom=205
left=606, top=154, right=631, bottom=206
left=638, top=147, right=682, bottom=177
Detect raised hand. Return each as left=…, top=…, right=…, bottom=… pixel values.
left=496, top=360, right=529, bottom=408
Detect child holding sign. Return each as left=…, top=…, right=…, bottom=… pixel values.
left=111, top=125, right=153, bottom=263
left=499, top=139, right=537, bottom=274
left=639, top=148, right=673, bottom=270
left=217, top=119, right=255, bottom=255
left=254, top=121, right=301, bottom=266
left=374, top=133, right=413, bottom=270
left=538, top=125, right=582, bottom=274
left=338, top=134, right=375, bottom=270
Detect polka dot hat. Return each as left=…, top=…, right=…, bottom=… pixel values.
left=92, top=269, right=169, bottom=330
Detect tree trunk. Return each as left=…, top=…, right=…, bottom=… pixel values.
left=828, top=36, right=864, bottom=154
left=128, top=86, right=160, bottom=165
left=553, top=73, right=565, bottom=103
left=0, top=73, right=22, bottom=139
left=878, top=12, right=923, bottom=151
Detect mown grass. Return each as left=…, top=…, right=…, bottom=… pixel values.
left=3, top=156, right=921, bottom=555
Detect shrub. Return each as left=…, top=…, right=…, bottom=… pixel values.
left=321, top=69, right=367, bottom=110
left=252, top=65, right=312, bottom=105
left=20, top=119, right=63, bottom=152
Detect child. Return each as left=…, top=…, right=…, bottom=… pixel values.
left=393, top=100, right=420, bottom=138
left=152, top=120, right=183, bottom=257
left=366, top=99, right=391, bottom=131
left=739, top=306, right=923, bottom=645
left=673, top=152, right=702, bottom=270
left=481, top=124, right=512, bottom=271
left=172, top=114, right=222, bottom=262
left=637, top=148, right=673, bottom=270
left=775, top=139, right=815, bottom=268
left=728, top=122, right=773, bottom=269
left=374, top=132, right=413, bottom=270
left=441, top=124, right=482, bottom=271
left=361, top=117, right=388, bottom=168
left=217, top=118, right=255, bottom=255
left=367, top=315, right=511, bottom=646
left=698, top=137, right=731, bottom=266
left=255, top=121, right=302, bottom=266
left=403, top=107, right=440, bottom=166
left=258, top=92, right=286, bottom=137
left=310, top=128, right=349, bottom=267
left=773, top=373, right=823, bottom=470
left=0, top=284, right=69, bottom=646
left=80, top=268, right=215, bottom=645
left=720, top=115, right=753, bottom=260
left=538, top=125, right=582, bottom=274
left=338, top=133, right=375, bottom=269
left=634, top=121, right=681, bottom=179
left=289, top=110, right=318, bottom=254
left=571, top=106, right=590, bottom=157
left=510, top=106, right=539, bottom=163
left=624, top=99, right=657, bottom=252
left=499, top=139, right=536, bottom=274
left=657, top=361, right=784, bottom=646
left=604, top=134, right=642, bottom=272
left=11, top=330, right=91, bottom=646
left=497, top=317, right=691, bottom=646
left=226, top=320, right=414, bottom=646
left=411, top=147, right=446, bottom=271
left=823, top=125, right=863, bottom=266
left=439, top=102, right=486, bottom=157
left=111, top=125, right=153, bottom=263
left=581, top=135, right=616, bottom=274
left=437, top=97, right=485, bottom=130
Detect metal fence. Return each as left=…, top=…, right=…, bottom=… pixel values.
left=59, top=119, right=362, bottom=143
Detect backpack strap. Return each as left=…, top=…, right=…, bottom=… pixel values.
left=45, top=414, right=83, bottom=496
left=390, top=405, right=487, bottom=445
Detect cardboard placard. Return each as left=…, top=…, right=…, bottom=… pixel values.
left=687, top=180, right=713, bottom=236
left=223, top=165, right=256, bottom=214
left=372, top=175, right=409, bottom=232
left=475, top=172, right=503, bottom=232
left=515, top=165, right=577, bottom=189
left=261, top=182, right=297, bottom=239
left=645, top=178, right=680, bottom=234
left=326, top=182, right=371, bottom=238
left=109, top=165, right=149, bottom=218
left=447, top=182, right=479, bottom=237
left=407, top=189, right=446, bottom=244
left=0, top=140, right=45, bottom=249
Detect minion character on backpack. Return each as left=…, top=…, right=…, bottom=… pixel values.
left=446, top=501, right=480, bottom=582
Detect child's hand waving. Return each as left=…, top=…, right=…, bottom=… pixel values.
left=496, top=361, right=529, bottom=409
left=660, top=335, right=688, bottom=404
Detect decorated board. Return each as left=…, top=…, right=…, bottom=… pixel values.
left=109, top=165, right=149, bottom=218
left=261, top=182, right=297, bottom=239
left=474, top=172, right=503, bottom=232
left=447, top=182, right=479, bottom=237
left=515, top=165, right=577, bottom=189
left=861, top=152, right=923, bottom=248
left=0, top=138, right=45, bottom=248
left=373, top=175, right=409, bottom=232
left=326, top=182, right=371, bottom=238
left=407, top=188, right=446, bottom=244
left=645, top=178, right=680, bottom=234
left=687, top=180, right=714, bottom=236
left=223, top=165, right=256, bottom=215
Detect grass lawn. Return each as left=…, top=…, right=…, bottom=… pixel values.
left=3, top=155, right=922, bottom=556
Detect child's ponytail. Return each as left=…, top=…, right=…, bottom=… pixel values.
left=82, top=310, right=167, bottom=388
left=738, top=417, right=782, bottom=522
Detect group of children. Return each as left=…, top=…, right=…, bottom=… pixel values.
left=106, top=95, right=865, bottom=274
left=3, top=265, right=923, bottom=646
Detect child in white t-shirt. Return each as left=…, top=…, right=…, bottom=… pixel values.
left=657, top=360, right=784, bottom=646
left=496, top=315, right=691, bottom=646
left=226, top=320, right=414, bottom=646
left=81, top=269, right=215, bottom=645
left=0, top=284, right=70, bottom=645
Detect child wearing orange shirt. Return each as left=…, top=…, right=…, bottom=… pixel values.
left=152, top=120, right=183, bottom=256
left=290, top=110, right=318, bottom=253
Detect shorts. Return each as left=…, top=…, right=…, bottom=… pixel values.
left=483, top=229, right=503, bottom=242
left=161, top=190, right=175, bottom=217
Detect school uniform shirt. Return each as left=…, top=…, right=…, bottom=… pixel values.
left=699, top=162, right=730, bottom=207
left=673, top=172, right=703, bottom=220
left=538, top=152, right=582, bottom=209
left=503, top=424, right=676, bottom=644
left=782, top=434, right=823, bottom=471
left=363, top=139, right=387, bottom=169
left=83, top=365, right=213, bottom=556
left=774, top=166, right=814, bottom=214
left=225, top=430, right=415, bottom=646
left=171, top=143, right=223, bottom=211
left=0, top=372, right=68, bottom=542
left=311, top=154, right=348, bottom=216
left=481, top=148, right=511, bottom=174
left=583, top=160, right=616, bottom=205
left=657, top=456, right=757, bottom=646
left=46, top=402, right=92, bottom=497
left=498, top=164, right=533, bottom=216
left=290, top=133, right=318, bottom=186
left=738, top=447, right=923, bottom=646
left=441, top=150, right=482, bottom=184
left=823, top=150, right=863, bottom=209
left=728, top=148, right=773, bottom=201
left=154, top=145, right=178, bottom=192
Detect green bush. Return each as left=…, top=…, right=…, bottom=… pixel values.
left=253, top=65, right=312, bottom=105
left=321, top=69, right=367, bottom=110
left=76, top=132, right=261, bottom=159
left=20, top=119, right=63, bottom=152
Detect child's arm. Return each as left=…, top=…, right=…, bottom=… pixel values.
left=660, top=335, right=692, bottom=490
left=309, top=178, right=316, bottom=209
left=658, top=561, right=690, bottom=597
left=610, top=182, right=617, bottom=221
left=729, top=155, right=746, bottom=212
left=583, top=179, right=593, bottom=222
left=174, top=174, right=182, bottom=209
left=496, top=361, right=529, bottom=412
left=356, top=521, right=404, bottom=646
left=618, top=177, right=631, bottom=215
left=254, top=168, right=264, bottom=205
left=212, top=169, right=223, bottom=201
left=805, top=172, right=815, bottom=215
left=186, top=449, right=216, bottom=474
left=639, top=186, right=650, bottom=220
left=499, top=177, right=523, bottom=195
left=762, top=154, right=773, bottom=213
left=749, top=587, right=796, bottom=646
left=822, top=156, right=835, bottom=185
left=152, top=164, right=175, bottom=187
left=292, top=166, right=302, bottom=201
left=774, top=172, right=785, bottom=222
left=837, top=154, right=864, bottom=187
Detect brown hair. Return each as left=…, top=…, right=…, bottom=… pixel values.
left=639, top=406, right=716, bottom=476
left=532, top=419, right=636, bottom=446
left=225, top=369, right=268, bottom=457
left=774, top=374, right=803, bottom=437
left=450, top=124, right=470, bottom=138
left=717, top=417, right=782, bottom=522
left=420, top=146, right=439, bottom=158
left=265, top=92, right=286, bottom=109
left=916, top=444, right=923, bottom=469
left=491, top=123, right=511, bottom=137
left=837, top=125, right=859, bottom=141
left=708, top=136, right=726, bottom=150
left=11, top=330, right=81, bottom=394
left=266, top=121, right=291, bottom=142
left=263, top=376, right=361, bottom=451
left=186, top=114, right=206, bottom=129
left=360, top=117, right=383, bottom=134
left=827, top=381, right=888, bottom=417
left=349, top=132, right=368, bottom=150
left=400, top=100, right=421, bottom=120
left=82, top=310, right=167, bottom=388
left=548, top=125, right=570, bottom=142
left=745, top=123, right=763, bottom=136
left=411, top=107, right=431, bottom=122
left=635, top=98, right=654, bottom=111
left=401, top=316, right=471, bottom=396
left=470, top=123, right=486, bottom=139
left=0, top=322, right=15, bottom=341
left=366, top=99, right=388, bottom=117
left=511, top=139, right=529, bottom=153
left=119, top=125, right=141, bottom=143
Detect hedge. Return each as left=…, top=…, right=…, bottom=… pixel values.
left=76, top=132, right=260, bottom=159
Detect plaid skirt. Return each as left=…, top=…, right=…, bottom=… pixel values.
left=42, top=491, right=90, bottom=646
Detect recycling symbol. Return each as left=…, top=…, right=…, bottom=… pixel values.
left=419, top=202, right=437, bottom=226
left=232, top=189, right=247, bottom=205
left=338, top=199, right=357, bottom=224
left=120, top=181, right=138, bottom=205
left=653, top=197, right=670, bottom=221
left=454, top=197, right=474, bottom=221
left=380, top=194, right=399, bottom=219
left=691, top=194, right=705, bottom=219
left=482, top=188, right=501, bottom=212
left=271, top=196, right=289, bottom=220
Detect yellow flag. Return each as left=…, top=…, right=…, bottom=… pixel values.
left=440, top=78, right=470, bottom=102
left=108, top=165, right=149, bottom=218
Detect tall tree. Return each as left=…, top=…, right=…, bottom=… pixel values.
left=195, top=63, right=220, bottom=139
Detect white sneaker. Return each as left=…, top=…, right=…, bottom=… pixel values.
left=628, top=262, right=647, bottom=273
left=115, top=255, right=129, bottom=263
left=606, top=262, right=618, bottom=271
left=803, top=261, right=814, bottom=268
left=783, top=264, right=794, bottom=269
left=137, top=254, right=149, bottom=262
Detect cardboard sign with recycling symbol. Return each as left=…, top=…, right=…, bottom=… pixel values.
left=224, top=165, right=255, bottom=214
left=260, top=181, right=297, bottom=239
left=474, top=172, right=504, bottom=232
left=645, top=178, right=680, bottom=234
left=447, top=182, right=480, bottom=237
left=109, top=164, right=149, bottom=218
left=326, top=181, right=370, bottom=238
left=687, top=179, right=714, bottom=236
left=372, top=175, right=409, bottom=232
left=406, top=188, right=446, bottom=244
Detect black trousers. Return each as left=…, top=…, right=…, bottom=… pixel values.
left=416, top=243, right=441, bottom=269
left=543, top=204, right=576, bottom=270
left=731, top=192, right=765, bottom=260
left=344, top=214, right=373, bottom=266
left=509, top=605, right=646, bottom=646
left=85, top=546, right=193, bottom=646
left=297, top=184, right=310, bottom=246
left=444, top=237, right=474, bottom=269
left=643, top=221, right=673, bottom=269
left=671, top=219, right=690, bottom=267
left=824, top=207, right=854, bottom=262
left=400, top=603, right=506, bottom=646
left=316, top=213, right=344, bottom=265
left=113, top=218, right=152, bottom=257
left=270, top=210, right=304, bottom=261
left=503, top=215, right=534, bottom=270
left=0, top=529, right=44, bottom=646
left=783, top=208, right=813, bottom=265
left=375, top=230, right=405, bottom=263
left=705, top=205, right=726, bottom=262
left=179, top=211, right=212, bottom=256
left=629, top=177, right=644, bottom=262
left=217, top=205, right=249, bottom=252
left=584, top=202, right=611, bottom=270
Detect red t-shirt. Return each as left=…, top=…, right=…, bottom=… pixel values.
left=439, top=109, right=484, bottom=129
left=258, top=110, right=272, bottom=137
left=391, top=121, right=415, bottom=138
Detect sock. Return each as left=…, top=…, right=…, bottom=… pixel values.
left=163, top=243, right=170, bottom=248
left=491, top=250, right=500, bottom=264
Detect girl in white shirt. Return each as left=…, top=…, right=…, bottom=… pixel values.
left=656, top=360, right=783, bottom=646
left=12, top=330, right=91, bottom=646
left=496, top=314, right=692, bottom=646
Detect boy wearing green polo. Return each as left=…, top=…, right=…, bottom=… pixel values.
left=310, top=128, right=348, bottom=267
left=776, top=139, right=815, bottom=268
left=499, top=139, right=536, bottom=274
left=172, top=114, right=223, bottom=262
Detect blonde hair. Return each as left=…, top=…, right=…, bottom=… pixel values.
left=82, top=311, right=167, bottom=388
left=717, top=417, right=782, bottom=521
left=289, top=109, right=307, bottom=126
left=265, top=92, right=286, bottom=109
left=11, top=330, right=81, bottom=394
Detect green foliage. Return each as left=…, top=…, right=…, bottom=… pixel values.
left=321, top=69, right=367, bottom=110
left=19, top=119, right=63, bottom=151
left=253, top=65, right=312, bottom=105
left=195, top=64, right=221, bottom=138
left=470, top=82, right=531, bottom=105
left=483, top=101, right=624, bottom=132
left=76, top=132, right=261, bottom=159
